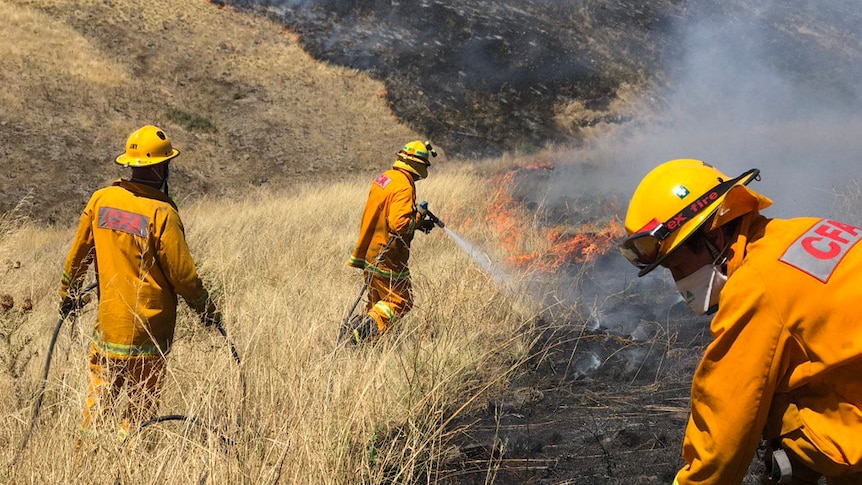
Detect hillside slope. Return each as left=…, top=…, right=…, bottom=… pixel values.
left=1, top=0, right=419, bottom=222
left=231, top=0, right=862, bottom=158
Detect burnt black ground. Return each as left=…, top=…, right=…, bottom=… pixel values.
left=226, top=0, right=679, bottom=157
left=437, top=302, right=776, bottom=484
left=225, top=0, right=862, bottom=159
left=427, top=167, right=769, bottom=483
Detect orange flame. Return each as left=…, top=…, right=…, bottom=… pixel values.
left=485, top=161, right=624, bottom=273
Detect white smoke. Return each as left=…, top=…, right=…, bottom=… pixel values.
left=559, top=1, right=862, bottom=220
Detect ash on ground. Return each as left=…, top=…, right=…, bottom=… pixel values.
left=437, top=250, right=774, bottom=484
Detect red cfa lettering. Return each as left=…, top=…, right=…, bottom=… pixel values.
left=780, top=218, right=862, bottom=282
left=801, top=220, right=860, bottom=260
left=374, top=174, right=392, bottom=189
left=98, top=207, right=149, bottom=237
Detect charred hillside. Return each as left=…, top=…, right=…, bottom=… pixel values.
left=227, top=0, right=683, bottom=157
left=226, top=0, right=862, bottom=158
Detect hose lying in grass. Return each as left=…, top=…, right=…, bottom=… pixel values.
left=8, top=282, right=98, bottom=468
left=8, top=283, right=246, bottom=467
left=123, top=320, right=246, bottom=451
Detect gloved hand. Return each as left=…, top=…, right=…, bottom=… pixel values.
left=417, top=218, right=436, bottom=234
left=340, top=315, right=379, bottom=345
left=60, top=296, right=82, bottom=318
left=351, top=315, right=379, bottom=344
left=200, top=310, right=223, bottom=328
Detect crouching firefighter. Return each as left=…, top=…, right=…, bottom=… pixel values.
left=59, top=125, right=221, bottom=443
left=342, top=141, right=439, bottom=345
left=619, top=159, right=862, bottom=484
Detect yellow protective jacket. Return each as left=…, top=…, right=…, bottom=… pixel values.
left=348, top=168, right=421, bottom=279
left=60, top=180, right=215, bottom=359
left=676, top=213, right=862, bottom=484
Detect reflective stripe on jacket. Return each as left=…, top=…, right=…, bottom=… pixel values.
left=60, top=180, right=214, bottom=359
left=676, top=213, right=862, bottom=484
left=348, top=168, right=420, bottom=280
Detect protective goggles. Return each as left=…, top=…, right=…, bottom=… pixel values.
left=620, top=168, right=759, bottom=274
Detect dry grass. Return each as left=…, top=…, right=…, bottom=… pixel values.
left=0, top=168, right=543, bottom=484
left=0, top=3, right=552, bottom=481
left=1, top=0, right=421, bottom=220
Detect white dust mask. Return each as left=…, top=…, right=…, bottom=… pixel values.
left=674, top=264, right=728, bottom=316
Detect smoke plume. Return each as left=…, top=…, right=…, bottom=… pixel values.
left=560, top=0, right=862, bottom=220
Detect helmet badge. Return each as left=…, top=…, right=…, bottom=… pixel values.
left=673, top=186, right=690, bottom=199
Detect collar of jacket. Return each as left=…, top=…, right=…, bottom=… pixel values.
left=393, top=168, right=416, bottom=189
left=726, top=212, right=769, bottom=276
left=113, top=179, right=178, bottom=210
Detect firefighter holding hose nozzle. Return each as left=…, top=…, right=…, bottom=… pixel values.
left=620, top=159, right=862, bottom=484
left=59, top=125, right=221, bottom=445
left=343, top=140, right=439, bottom=345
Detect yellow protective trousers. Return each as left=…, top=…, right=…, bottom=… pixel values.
left=81, top=344, right=166, bottom=438
left=365, top=273, right=412, bottom=333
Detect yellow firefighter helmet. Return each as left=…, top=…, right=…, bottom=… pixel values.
left=393, top=140, right=436, bottom=179
left=115, top=125, right=180, bottom=167
left=620, top=159, right=769, bottom=276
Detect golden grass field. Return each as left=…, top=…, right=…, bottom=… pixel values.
left=0, top=168, right=552, bottom=484
left=0, top=2, right=569, bottom=482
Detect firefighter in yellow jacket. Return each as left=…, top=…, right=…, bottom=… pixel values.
left=343, top=141, right=438, bottom=344
left=620, top=159, right=862, bottom=485
left=60, top=125, right=220, bottom=440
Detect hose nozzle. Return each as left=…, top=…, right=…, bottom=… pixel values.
left=418, top=201, right=445, bottom=228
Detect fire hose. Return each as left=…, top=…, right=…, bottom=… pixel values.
left=9, top=281, right=99, bottom=468
left=341, top=234, right=396, bottom=336
left=9, top=283, right=245, bottom=467
left=123, top=317, right=246, bottom=449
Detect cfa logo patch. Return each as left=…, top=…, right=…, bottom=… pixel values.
left=374, top=174, right=392, bottom=189
left=98, top=207, right=149, bottom=237
left=673, top=185, right=690, bottom=199
left=780, top=219, right=862, bottom=282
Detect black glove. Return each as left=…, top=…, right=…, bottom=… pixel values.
left=59, top=296, right=82, bottom=318
left=201, top=310, right=223, bottom=328
left=417, top=219, right=436, bottom=234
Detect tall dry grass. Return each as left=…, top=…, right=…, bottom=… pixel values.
left=0, top=168, right=539, bottom=484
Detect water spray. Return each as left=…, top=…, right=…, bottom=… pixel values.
left=442, top=227, right=513, bottom=286
left=421, top=201, right=515, bottom=288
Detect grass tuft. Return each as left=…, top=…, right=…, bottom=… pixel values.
left=166, top=107, right=216, bottom=132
